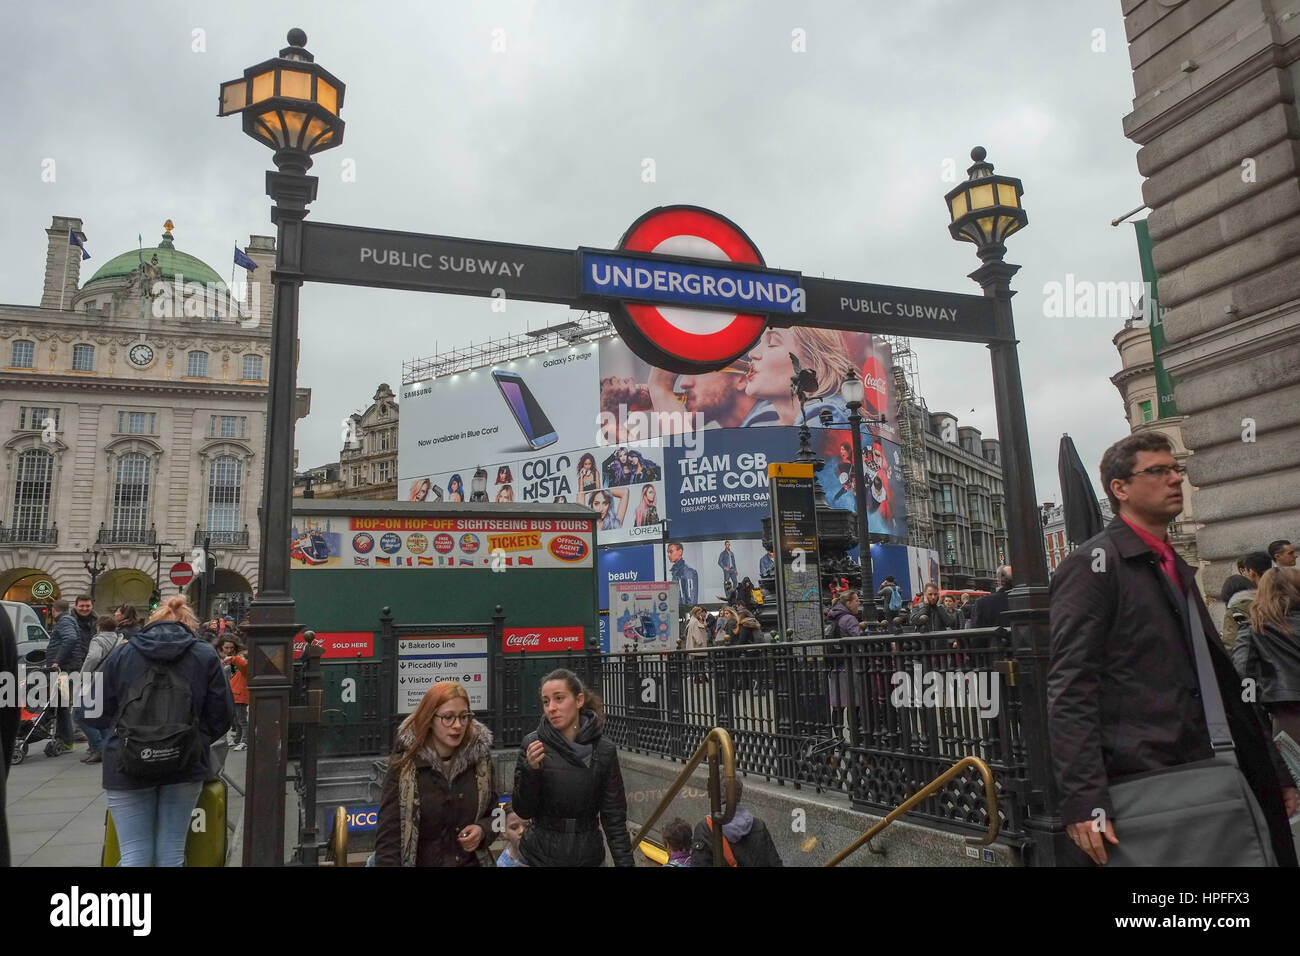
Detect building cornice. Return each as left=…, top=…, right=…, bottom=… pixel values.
left=1123, top=30, right=1300, bottom=147
left=0, top=371, right=309, bottom=404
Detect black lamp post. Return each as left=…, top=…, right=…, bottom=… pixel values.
left=220, top=28, right=346, bottom=867
left=946, top=146, right=1062, bottom=863
left=81, top=547, right=108, bottom=603
left=839, top=367, right=887, bottom=601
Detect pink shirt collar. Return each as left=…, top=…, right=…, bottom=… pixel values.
left=1120, top=515, right=1183, bottom=591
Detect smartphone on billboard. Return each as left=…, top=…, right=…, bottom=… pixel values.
left=492, top=369, right=558, bottom=449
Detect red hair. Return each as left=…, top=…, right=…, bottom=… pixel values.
left=393, top=681, right=472, bottom=771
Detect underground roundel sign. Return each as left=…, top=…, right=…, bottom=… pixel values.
left=586, top=206, right=803, bottom=374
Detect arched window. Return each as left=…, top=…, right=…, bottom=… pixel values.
left=241, top=354, right=263, bottom=380
left=112, top=453, right=151, bottom=534
left=10, top=340, right=34, bottom=368
left=11, top=449, right=53, bottom=535
left=207, top=455, right=242, bottom=532
left=71, top=344, right=95, bottom=371
left=187, top=351, right=209, bottom=377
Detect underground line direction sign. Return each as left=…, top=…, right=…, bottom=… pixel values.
left=298, top=209, right=1005, bottom=371
left=169, top=562, right=194, bottom=587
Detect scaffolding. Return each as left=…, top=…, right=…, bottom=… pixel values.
left=402, top=312, right=614, bottom=384
left=883, top=336, right=934, bottom=551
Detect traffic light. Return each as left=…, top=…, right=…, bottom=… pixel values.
left=150, top=589, right=161, bottom=611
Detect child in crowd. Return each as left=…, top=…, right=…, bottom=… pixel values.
left=495, top=803, right=529, bottom=867
left=663, top=819, right=692, bottom=867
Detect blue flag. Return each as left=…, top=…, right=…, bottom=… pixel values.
left=69, top=230, right=90, bottom=260
left=233, top=245, right=257, bottom=271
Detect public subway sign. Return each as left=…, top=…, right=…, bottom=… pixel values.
left=298, top=207, right=1001, bottom=374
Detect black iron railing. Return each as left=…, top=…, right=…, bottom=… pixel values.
left=195, top=528, right=250, bottom=547
left=97, top=527, right=157, bottom=546
left=288, top=612, right=1027, bottom=840
left=0, top=525, right=57, bottom=545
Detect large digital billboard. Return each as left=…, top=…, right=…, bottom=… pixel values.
left=398, top=328, right=906, bottom=567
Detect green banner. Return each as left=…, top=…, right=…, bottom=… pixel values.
left=1133, top=220, right=1178, bottom=418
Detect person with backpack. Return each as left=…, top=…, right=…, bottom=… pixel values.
left=877, top=576, right=904, bottom=615
left=77, top=615, right=124, bottom=765
left=86, top=595, right=234, bottom=866
left=689, top=778, right=783, bottom=867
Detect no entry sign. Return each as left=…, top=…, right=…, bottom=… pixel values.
left=169, top=562, right=194, bottom=587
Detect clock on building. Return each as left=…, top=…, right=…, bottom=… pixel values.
left=128, top=343, right=155, bottom=367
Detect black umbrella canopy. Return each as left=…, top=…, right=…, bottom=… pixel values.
left=1058, top=433, right=1104, bottom=547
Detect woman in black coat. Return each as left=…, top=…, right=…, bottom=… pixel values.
left=513, top=669, right=634, bottom=867
left=374, top=681, right=497, bottom=867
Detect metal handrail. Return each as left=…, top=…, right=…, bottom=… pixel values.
left=824, top=755, right=999, bottom=866
left=326, top=805, right=348, bottom=866
left=631, top=727, right=738, bottom=867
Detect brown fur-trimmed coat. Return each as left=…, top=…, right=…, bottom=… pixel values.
left=375, top=719, right=497, bottom=867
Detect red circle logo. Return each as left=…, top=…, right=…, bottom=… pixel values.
left=608, top=206, right=771, bottom=373
left=433, top=533, right=454, bottom=554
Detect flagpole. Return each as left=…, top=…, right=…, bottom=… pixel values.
left=59, top=236, right=72, bottom=311
left=138, top=235, right=146, bottom=320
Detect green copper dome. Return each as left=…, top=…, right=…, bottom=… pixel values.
left=84, top=231, right=227, bottom=291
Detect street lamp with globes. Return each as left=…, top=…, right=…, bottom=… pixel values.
left=839, top=367, right=886, bottom=601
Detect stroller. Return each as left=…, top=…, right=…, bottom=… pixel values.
left=12, top=657, right=71, bottom=764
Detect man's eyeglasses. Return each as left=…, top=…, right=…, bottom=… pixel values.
left=434, top=712, right=472, bottom=727
left=1126, top=464, right=1186, bottom=480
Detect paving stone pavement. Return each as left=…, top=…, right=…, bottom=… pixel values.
left=6, top=742, right=247, bottom=867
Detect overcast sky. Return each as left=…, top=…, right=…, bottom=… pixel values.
left=2, top=0, right=1146, bottom=510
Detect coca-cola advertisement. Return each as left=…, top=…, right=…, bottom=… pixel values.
left=501, top=626, right=586, bottom=653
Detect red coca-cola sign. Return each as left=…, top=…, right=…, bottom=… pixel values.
left=860, top=354, right=890, bottom=418
left=502, top=627, right=585, bottom=653
left=293, top=631, right=376, bottom=660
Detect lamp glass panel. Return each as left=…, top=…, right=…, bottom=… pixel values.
left=996, top=182, right=1020, bottom=207
left=220, top=80, right=248, bottom=115
left=841, top=376, right=865, bottom=406
left=977, top=216, right=996, bottom=240
left=949, top=191, right=968, bottom=220
left=317, top=80, right=338, bottom=114
left=304, top=116, right=327, bottom=149
left=316, top=128, right=335, bottom=147
left=282, top=110, right=307, bottom=147
left=1002, top=216, right=1023, bottom=238
left=256, top=110, right=286, bottom=148
left=280, top=70, right=313, bottom=101
left=968, top=183, right=996, bottom=212
left=251, top=116, right=279, bottom=150
left=251, top=71, right=274, bottom=105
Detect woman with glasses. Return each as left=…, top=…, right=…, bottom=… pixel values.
left=375, top=681, right=497, bottom=867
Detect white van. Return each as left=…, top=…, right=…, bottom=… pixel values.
left=1, top=600, right=53, bottom=660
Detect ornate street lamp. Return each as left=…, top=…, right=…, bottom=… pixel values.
left=944, top=147, right=1045, bottom=587
left=81, top=547, right=108, bottom=603
left=219, top=28, right=345, bottom=867
left=839, top=367, right=885, bottom=602
left=947, top=147, right=1061, bottom=862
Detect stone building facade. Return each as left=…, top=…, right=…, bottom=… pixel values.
left=0, top=215, right=309, bottom=616
left=1112, top=313, right=1201, bottom=570
left=296, top=383, right=398, bottom=500
left=900, top=402, right=1009, bottom=591
left=1120, top=0, right=1300, bottom=594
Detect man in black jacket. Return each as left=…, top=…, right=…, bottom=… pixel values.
left=0, top=608, right=17, bottom=865
left=969, top=566, right=1013, bottom=628
left=909, top=584, right=960, bottom=632
left=1048, top=433, right=1298, bottom=866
